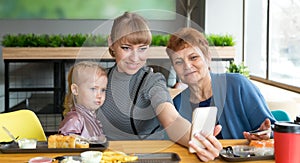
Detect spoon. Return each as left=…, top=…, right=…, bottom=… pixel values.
left=2, top=126, right=19, bottom=143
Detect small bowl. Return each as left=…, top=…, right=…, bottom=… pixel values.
left=232, top=145, right=256, bottom=157
left=80, top=151, right=102, bottom=163
left=18, top=138, right=37, bottom=149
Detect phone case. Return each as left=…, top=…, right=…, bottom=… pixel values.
left=189, top=106, right=218, bottom=153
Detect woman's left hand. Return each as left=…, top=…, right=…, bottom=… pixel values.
left=243, top=118, right=272, bottom=141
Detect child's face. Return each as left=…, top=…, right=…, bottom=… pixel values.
left=75, top=71, right=107, bottom=113
left=112, top=41, right=149, bottom=75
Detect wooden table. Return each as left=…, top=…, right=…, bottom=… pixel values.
left=0, top=139, right=275, bottom=163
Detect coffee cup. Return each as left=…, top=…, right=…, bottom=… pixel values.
left=273, top=121, right=300, bottom=163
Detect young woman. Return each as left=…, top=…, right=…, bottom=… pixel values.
left=59, top=61, right=107, bottom=140
left=96, top=12, right=222, bottom=162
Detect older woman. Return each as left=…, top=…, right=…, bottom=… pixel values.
left=166, top=27, right=276, bottom=140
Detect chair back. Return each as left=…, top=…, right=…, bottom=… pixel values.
left=271, top=110, right=292, bottom=122
left=0, top=109, right=47, bottom=142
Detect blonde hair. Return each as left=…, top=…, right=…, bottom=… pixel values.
left=166, top=27, right=211, bottom=63
left=109, top=12, right=152, bottom=57
left=62, top=61, right=106, bottom=116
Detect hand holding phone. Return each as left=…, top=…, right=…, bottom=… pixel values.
left=249, top=128, right=271, bottom=136
left=189, top=106, right=218, bottom=153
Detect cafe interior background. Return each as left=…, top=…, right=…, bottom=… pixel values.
left=0, top=0, right=299, bottom=136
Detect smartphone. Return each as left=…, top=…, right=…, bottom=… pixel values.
left=249, top=128, right=271, bottom=136
left=189, top=106, right=218, bottom=153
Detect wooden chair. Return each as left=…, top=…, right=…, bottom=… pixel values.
left=0, top=109, right=47, bottom=142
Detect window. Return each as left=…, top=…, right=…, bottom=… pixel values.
left=269, top=0, right=300, bottom=88
left=244, top=0, right=267, bottom=78
left=245, top=0, right=300, bottom=92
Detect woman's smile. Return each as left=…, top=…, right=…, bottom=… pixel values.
left=126, top=62, right=140, bottom=69
left=184, top=69, right=197, bottom=77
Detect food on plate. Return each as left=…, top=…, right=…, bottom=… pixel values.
left=101, top=150, right=138, bottom=163
left=249, top=139, right=274, bottom=148
left=48, top=134, right=89, bottom=148
left=48, top=135, right=76, bottom=148
left=232, top=145, right=256, bottom=157
left=249, top=139, right=274, bottom=156
left=75, top=140, right=89, bottom=148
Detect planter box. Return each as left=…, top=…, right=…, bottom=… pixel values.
left=209, top=46, right=236, bottom=60
left=2, top=47, right=109, bottom=60
left=2, top=46, right=235, bottom=60
left=2, top=47, right=169, bottom=60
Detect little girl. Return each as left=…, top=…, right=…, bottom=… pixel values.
left=59, top=61, right=107, bottom=140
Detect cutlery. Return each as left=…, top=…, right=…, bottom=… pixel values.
left=2, top=126, right=18, bottom=142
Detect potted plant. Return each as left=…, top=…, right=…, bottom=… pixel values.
left=1, top=33, right=110, bottom=59
left=2, top=33, right=174, bottom=59
left=226, top=60, right=250, bottom=78
left=206, top=34, right=236, bottom=60
left=2, top=33, right=235, bottom=60
left=152, top=34, right=170, bottom=46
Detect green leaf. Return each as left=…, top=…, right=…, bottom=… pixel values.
left=226, top=61, right=250, bottom=78
left=152, top=34, right=170, bottom=46
left=206, top=34, right=235, bottom=46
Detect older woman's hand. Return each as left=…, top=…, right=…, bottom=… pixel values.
left=188, top=125, right=223, bottom=162
left=243, top=118, right=272, bottom=141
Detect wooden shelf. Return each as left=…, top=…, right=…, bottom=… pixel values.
left=2, top=46, right=235, bottom=60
